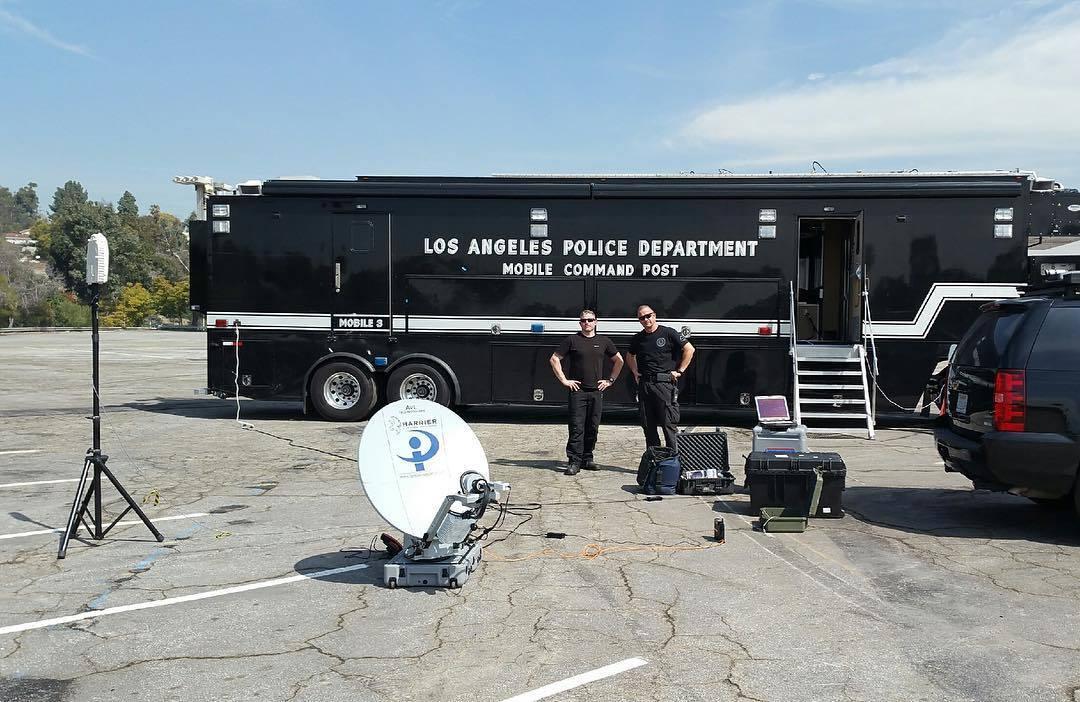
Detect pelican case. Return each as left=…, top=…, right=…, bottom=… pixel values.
left=675, top=429, right=736, bottom=495
left=744, top=451, right=846, bottom=518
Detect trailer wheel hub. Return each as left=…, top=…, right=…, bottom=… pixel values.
left=399, top=373, right=437, bottom=401
left=324, top=371, right=361, bottom=409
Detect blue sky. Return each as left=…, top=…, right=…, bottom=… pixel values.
left=2, top=0, right=1078, bottom=219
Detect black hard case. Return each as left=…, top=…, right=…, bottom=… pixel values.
left=676, top=430, right=736, bottom=495
left=744, top=451, right=846, bottom=517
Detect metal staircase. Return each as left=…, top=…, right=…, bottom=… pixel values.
left=792, top=344, right=875, bottom=438
left=788, top=282, right=876, bottom=439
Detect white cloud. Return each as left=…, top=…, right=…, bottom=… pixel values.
left=679, top=3, right=1080, bottom=168
left=807, top=73, right=826, bottom=81
left=0, top=7, right=93, bottom=57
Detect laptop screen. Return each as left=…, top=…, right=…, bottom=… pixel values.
left=755, top=395, right=790, bottom=422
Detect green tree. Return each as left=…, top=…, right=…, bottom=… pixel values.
left=139, top=206, right=189, bottom=281
left=118, top=191, right=138, bottom=221
left=46, top=291, right=90, bottom=326
left=50, top=181, right=88, bottom=219
left=0, top=274, right=16, bottom=326
left=150, top=276, right=189, bottom=322
left=15, top=183, right=39, bottom=226
left=102, top=282, right=153, bottom=327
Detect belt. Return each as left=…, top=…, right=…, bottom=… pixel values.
left=642, top=373, right=673, bottom=383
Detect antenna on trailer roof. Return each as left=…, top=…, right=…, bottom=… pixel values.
left=811, top=161, right=828, bottom=173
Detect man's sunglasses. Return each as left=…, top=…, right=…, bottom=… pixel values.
left=637, top=312, right=654, bottom=321
left=579, top=318, right=596, bottom=323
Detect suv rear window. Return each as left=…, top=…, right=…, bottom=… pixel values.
left=1027, top=306, right=1080, bottom=370
left=952, top=308, right=1025, bottom=368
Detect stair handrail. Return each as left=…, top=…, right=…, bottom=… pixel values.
left=789, top=280, right=801, bottom=424
left=861, top=285, right=879, bottom=420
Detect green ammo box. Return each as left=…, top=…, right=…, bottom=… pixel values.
left=758, top=469, right=822, bottom=534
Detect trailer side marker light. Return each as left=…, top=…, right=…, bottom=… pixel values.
left=531, top=323, right=544, bottom=333
left=215, top=319, right=227, bottom=327
left=222, top=341, right=243, bottom=347
left=758, top=208, right=776, bottom=223
left=994, top=207, right=1013, bottom=222
left=758, top=325, right=772, bottom=335
left=374, top=356, right=388, bottom=367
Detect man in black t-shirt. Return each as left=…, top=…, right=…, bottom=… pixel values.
left=627, top=304, right=696, bottom=450
left=550, top=309, right=624, bottom=475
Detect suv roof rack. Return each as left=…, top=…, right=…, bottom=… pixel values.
left=1022, top=270, right=1080, bottom=298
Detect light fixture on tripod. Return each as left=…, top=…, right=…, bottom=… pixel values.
left=58, top=232, right=164, bottom=559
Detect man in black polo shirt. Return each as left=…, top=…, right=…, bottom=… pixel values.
left=627, top=304, right=695, bottom=450
left=550, top=309, right=624, bottom=475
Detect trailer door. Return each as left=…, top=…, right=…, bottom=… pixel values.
left=331, top=214, right=391, bottom=334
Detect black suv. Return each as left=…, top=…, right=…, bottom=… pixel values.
left=935, top=272, right=1080, bottom=516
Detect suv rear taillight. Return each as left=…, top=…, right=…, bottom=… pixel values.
left=993, top=369, right=1026, bottom=432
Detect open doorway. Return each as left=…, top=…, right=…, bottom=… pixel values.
left=796, top=217, right=862, bottom=342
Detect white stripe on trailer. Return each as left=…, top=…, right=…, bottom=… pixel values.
left=0, top=561, right=369, bottom=635
left=205, top=312, right=331, bottom=330
left=867, top=283, right=1021, bottom=339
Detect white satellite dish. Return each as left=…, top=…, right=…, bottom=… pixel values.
left=358, top=399, right=489, bottom=537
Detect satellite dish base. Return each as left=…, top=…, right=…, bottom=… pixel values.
left=384, top=542, right=482, bottom=589
left=380, top=471, right=508, bottom=589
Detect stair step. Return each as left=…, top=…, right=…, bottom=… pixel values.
left=799, top=384, right=864, bottom=390
left=801, top=412, right=868, bottom=419
left=803, top=427, right=875, bottom=436
left=797, top=370, right=862, bottom=376
left=799, top=398, right=865, bottom=404
left=797, top=356, right=862, bottom=363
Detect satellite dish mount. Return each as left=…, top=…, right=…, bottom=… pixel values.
left=58, top=233, right=163, bottom=559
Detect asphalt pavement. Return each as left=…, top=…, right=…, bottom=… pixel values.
left=1, top=330, right=1078, bottom=702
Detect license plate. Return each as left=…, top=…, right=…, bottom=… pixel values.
left=955, top=392, right=968, bottom=416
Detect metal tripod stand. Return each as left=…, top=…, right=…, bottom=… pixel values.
left=57, top=284, right=163, bottom=559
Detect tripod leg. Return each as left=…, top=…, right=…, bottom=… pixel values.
left=58, top=456, right=94, bottom=559
left=100, top=464, right=164, bottom=542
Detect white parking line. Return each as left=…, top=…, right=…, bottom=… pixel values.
left=499, top=657, right=649, bottom=702
left=0, top=478, right=78, bottom=489
left=0, top=562, right=369, bottom=636
left=0, top=450, right=41, bottom=456
left=0, top=512, right=210, bottom=541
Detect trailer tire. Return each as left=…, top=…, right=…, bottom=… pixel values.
left=387, top=363, right=452, bottom=406
left=309, top=361, right=377, bottom=421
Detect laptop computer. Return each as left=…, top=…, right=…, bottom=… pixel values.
left=754, top=395, right=794, bottom=427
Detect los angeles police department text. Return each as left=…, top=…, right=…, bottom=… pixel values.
left=423, top=237, right=759, bottom=278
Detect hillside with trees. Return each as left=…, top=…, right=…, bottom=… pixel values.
left=0, top=180, right=191, bottom=328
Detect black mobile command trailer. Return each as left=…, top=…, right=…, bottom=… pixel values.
left=177, top=171, right=1080, bottom=437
